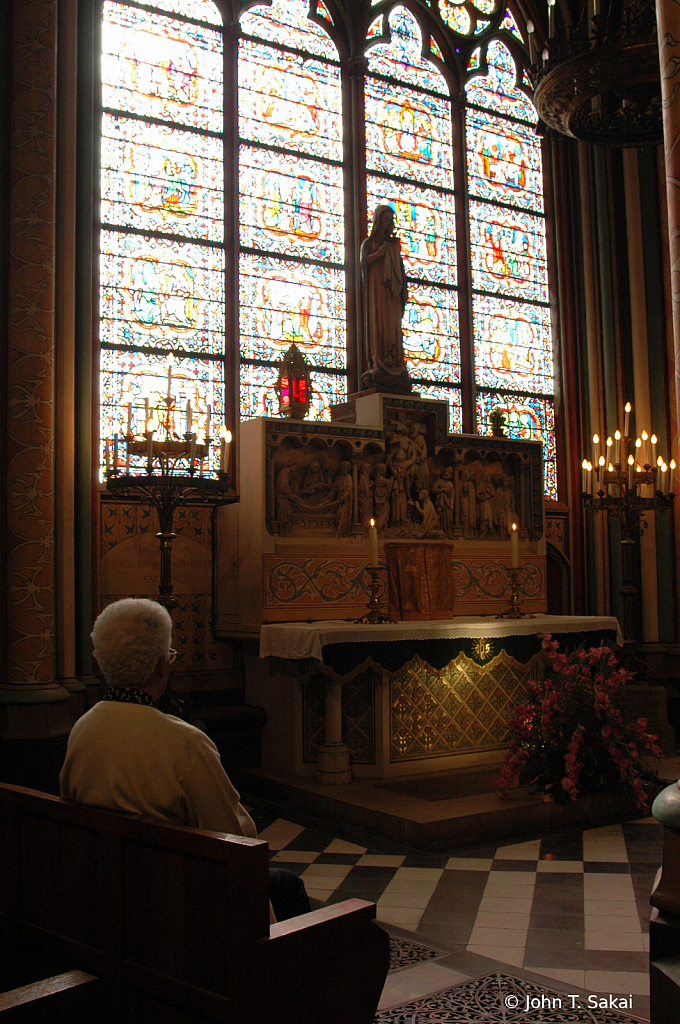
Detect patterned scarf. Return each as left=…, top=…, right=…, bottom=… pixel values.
left=102, top=687, right=155, bottom=708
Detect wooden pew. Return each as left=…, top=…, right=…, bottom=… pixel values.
left=0, top=783, right=390, bottom=1024
left=0, top=971, right=101, bottom=1022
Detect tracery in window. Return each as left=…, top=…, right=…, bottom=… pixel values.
left=466, top=40, right=557, bottom=498
left=238, top=0, right=347, bottom=421
left=364, top=6, right=461, bottom=431
left=99, top=0, right=224, bottom=476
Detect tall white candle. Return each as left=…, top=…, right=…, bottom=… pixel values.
left=147, top=428, right=154, bottom=469
left=127, top=402, right=132, bottom=435
left=219, top=426, right=232, bottom=474
left=624, top=402, right=632, bottom=438
left=581, top=459, right=588, bottom=493
left=671, top=459, right=677, bottom=495
left=651, top=434, right=658, bottom=466
left=510, top=522, right=519, bottom=569
left=526, top=19, right=535, bottom=63
left=592, top=433, right=600, bottom=465
left=368, top=518, right=378, bottom=567
left=641, top=430, right=649, bottom=467
left=144, top=397, right=150, bottom=434
left=167, top=365, right=172, bottom=402
left=547, top=0, right=554, bottom=37
left=627, top=454, right=634, bottom=491
left=614, top=429, right=621, bottom=466
left=205, top=403, right=211, bottom=443
left=186, top=400, right=192, bottom=435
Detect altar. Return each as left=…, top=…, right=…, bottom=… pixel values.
left=254, top=615, right=622, bottom=784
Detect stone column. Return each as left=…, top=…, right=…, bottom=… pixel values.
left=578, top=143, right=608, bottom=615
left=317, top=680, right=352, bottom=785
left=657, top=0, right=680, bottom=492
left=623, top=149, right=659, bottom=643
left=0, top=0, right=70, bottom=743
left=55, top=0, right=85, bottom=716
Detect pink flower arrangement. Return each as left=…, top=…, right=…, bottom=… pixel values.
left=497, top=635, right=662, bottom=812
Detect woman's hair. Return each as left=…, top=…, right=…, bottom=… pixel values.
left=91, top=598, right=172, bottom=689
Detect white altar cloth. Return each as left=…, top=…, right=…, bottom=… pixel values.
left=259, top=615, right=623, bottom=663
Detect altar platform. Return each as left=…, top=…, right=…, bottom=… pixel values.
left=241, top=763, right=654, bottom=850
left=253, top=615, right=622, bottom=785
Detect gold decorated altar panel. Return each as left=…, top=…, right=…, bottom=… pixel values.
left=390, top=651, right=531, bottom=762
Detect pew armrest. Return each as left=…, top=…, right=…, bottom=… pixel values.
left=260, top=899, right=390, bottom=1024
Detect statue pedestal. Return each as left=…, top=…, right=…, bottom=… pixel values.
left=359, top=365, right=412, bottom=396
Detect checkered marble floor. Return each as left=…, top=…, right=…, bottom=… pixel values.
left=252, top=810, right=662, bottom=1021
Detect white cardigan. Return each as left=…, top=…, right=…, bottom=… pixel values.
left=60, top=701, right=257, bottom=838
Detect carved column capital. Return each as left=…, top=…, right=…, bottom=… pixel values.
left=346, top=55, right=368, bottom=79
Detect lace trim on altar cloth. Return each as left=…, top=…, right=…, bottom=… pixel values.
left=259, top=615, right=623, bottom=661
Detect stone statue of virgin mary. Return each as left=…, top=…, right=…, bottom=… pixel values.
left=360, top=205, right=412, bottom=394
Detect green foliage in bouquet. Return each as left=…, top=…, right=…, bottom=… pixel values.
left=497, top=635, right=662, bottom=811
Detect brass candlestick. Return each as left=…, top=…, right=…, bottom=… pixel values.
left=354, top=566, right=394, bottom=624
left=497, top=567, right=534, bottom=619
left=582, top=430, right=674, bottom=643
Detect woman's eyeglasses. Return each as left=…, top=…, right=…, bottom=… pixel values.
left=168, top=648, right=177, bottom=664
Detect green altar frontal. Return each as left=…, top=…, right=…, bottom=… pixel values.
left=256, top=617, right=622, bottom=782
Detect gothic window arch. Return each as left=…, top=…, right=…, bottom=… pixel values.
left=99, top=0, right=226, bottom=477
left=98, top=0, right=558, bottom=498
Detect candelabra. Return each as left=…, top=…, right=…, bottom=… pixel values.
left=582, top=420, right=675, bottom=644
left=104, top=403, right=235, bottom=610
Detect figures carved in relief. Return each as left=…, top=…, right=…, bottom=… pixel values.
left=270, top=417, right=523, bottom=542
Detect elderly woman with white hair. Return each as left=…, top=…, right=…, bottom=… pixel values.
left=60, top=598, right=310, bottom=921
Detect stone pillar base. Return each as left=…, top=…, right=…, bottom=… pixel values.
left=317, top=742, right=352, bottom=785
left=0, top=686, right=72, bottom=740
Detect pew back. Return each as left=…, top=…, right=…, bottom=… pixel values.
left=0, top=783, right=389, bottom=1024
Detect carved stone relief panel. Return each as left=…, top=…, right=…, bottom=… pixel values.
left=266, top=405, right=543, bottom=543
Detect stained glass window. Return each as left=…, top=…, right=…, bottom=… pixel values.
left=466, top=40, right=557, bottom=497
left=99, top=0, right=224, bottom=477
left=365, top=7, right=460, bottom=419
left=501, top=9, right=524, bottom=41
left=99, top=2, right=559, bottom=501
left=238, top=0, right=346, bottom=421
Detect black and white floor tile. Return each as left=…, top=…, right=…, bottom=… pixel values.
left=252, top=809, right=661, bottom=1021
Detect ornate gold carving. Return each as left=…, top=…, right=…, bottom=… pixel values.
left=390, top=651, right=531, bottom=761
left=472, top=638, right=494, bottom=661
